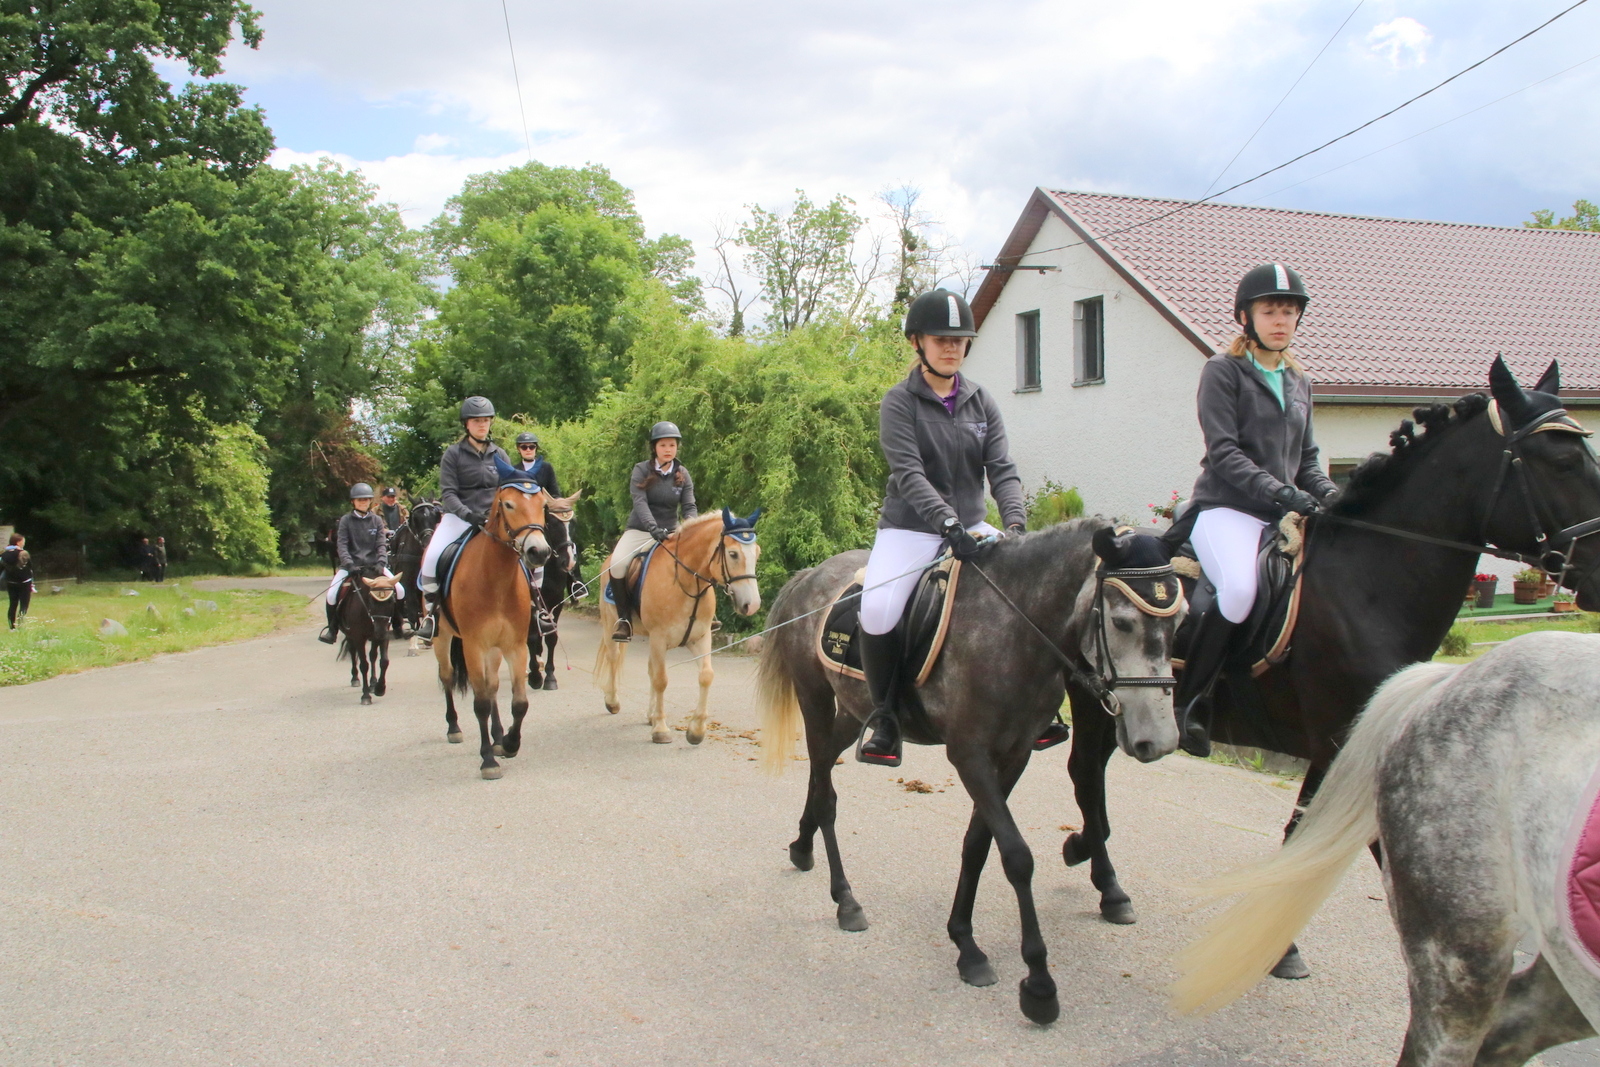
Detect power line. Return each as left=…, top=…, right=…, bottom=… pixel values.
left=1201, top=0, right=1365, bottom=197
left=1006, top=0, right=1592, bottom=265
left=500, top=0, right=533, bottom=162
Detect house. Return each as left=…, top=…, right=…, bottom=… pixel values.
left=969, top=190, right=1600, bottom=564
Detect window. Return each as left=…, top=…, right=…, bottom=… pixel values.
left=1015, top=311, right=1041, bottom=392
left=1074, top=296, right=1104, bottom=385
left=1329, top=460, right=1361, bottom=489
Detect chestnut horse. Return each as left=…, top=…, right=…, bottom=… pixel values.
left=594, top=508, right=761, bottom=745
left=432, top=470, right=571, bottom=779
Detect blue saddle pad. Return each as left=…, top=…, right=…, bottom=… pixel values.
left=603, top=541, right=661, bottom=607
left=436, top=527, right=476, bottom=629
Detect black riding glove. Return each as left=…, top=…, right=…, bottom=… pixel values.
left=1272, top=484, right=1320, bottom=516
left=940, top=518, right=981, bottom=560
left=650, top=526, right=669, bottom=543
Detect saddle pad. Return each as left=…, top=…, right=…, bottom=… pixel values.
left=1171, top=523, right=1306, bottom=678
left=436, top=528, right=476, bottom=631
left=815, top=557, right=962, bottom=686
left=1561, top=760, right=1600, bottom=979
left=602, top=542, right=660, bottom=608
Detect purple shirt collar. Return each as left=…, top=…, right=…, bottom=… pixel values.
left=938, top=373, right=962, bottom=415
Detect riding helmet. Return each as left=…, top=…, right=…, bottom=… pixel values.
left=349, top=483, right=375, bottom=500
left=1233, top=263, right=1309, bottom=314
left=649, top=421, right=682, bottom=443
left=515, top=431, right=539, bottom=447
left=459, top=396, right=496, bottom=422
left=903, top=289, right=978, bottom=339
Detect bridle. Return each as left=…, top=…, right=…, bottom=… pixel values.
left=657, top=526, right=760, bottom=647
left=486, top=485, right=546, bottom=554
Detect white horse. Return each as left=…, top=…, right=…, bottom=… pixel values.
left=1172, top=630, right=1600, bottom=1065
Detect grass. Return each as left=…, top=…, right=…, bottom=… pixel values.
left=1434, top=614, right=1596, bottom=664
left=0, top=580, right=310, bottom=687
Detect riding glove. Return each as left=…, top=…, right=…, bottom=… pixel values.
left=940, top=518, right=981, bottom=560
left=649, top=526, right=669, bottom=543
left=1272, top=484, right=1320, bottom=516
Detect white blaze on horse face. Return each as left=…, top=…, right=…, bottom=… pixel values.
left=1092, top=596, right=1180, bottom=763
left=724, top=537, right=762, bottom=616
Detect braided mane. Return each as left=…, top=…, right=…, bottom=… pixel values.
left=1330, top=393, right=1491, bottom=517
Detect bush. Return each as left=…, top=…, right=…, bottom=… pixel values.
left=1026, top=479, right=1086, bottom=530
left=1438, top=624, right=1472, bottom=657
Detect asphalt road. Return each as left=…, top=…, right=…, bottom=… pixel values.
left=0, top=576, right=1592, bottom=1066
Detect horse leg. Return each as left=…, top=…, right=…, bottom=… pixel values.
left=947, top=808, right=998, bottom=987
left=1472, top=955, right=1596, bottom=1066
left=358, top=637, right=373, bottom=705
left=1063, top=694, right=1136, bottom=924
left=948, top=747, right=1058, bottom=1024
left=471, top=644, right=502, bottom=780
left=594, top=617, right=623, bottom=715
left=373, top=634, right=389, bottom=697
left=792, top=698, right=867, bottom=931
left=541, top=604, right=561, bottom=691
left=501, top=641, right=530, bottom=759
left=1267, top=762, right=1331, bottom=980
left=435, top=635, right=462, bottom=743
left=486, top=646, right=507, bottom=756
left=648, top=633, right=671, bottom=744
left=685, top=628, right=713, bottom=745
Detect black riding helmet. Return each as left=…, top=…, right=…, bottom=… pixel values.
left=903, top=289, right=977, bottom=380
left=349, top=482, right=375, bottom=500
left=649, top=421, right=682, bottom=443
left=515, top=431, right=538, bottom=447
left=460, top=396, right=495, bottom=423
left=1234, top=263, right=1309, bottom=350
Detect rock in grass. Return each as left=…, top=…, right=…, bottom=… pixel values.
left=193, top=600, right=218, bottom=613
left=123, top=589, right=140, bottom=597
left=98, top=619, right=128, bottom=637
left=34, top=638, right=60, bottom=649
left=182, top=607, right=196, bottom=617
left=145, top=604, right=160, bottom=618
left=49, top=586, right=64, bottom=595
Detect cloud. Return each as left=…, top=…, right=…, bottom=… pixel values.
left=1367, top=17, right=1432, bottom=69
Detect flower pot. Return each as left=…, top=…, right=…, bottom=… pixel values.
left=1553, top=600, right=1578, bottom=614
left=1543, top=578, right=1557, bottom=598
left=1513, top=580, right=1542, bottom=605
left=1472, top=580, right=1497, bottom=609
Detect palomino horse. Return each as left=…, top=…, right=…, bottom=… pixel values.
left=1065, top=359, right=1600, bottom=977
left=337, top=571, right=396, bottom=704
left=392, top=500, right=441, bottom=637
left=1175, top=632, right=1600, bottom=1066
left=528, top=490, right=585, bottom=691
left=759, top=523, right=1182, bottom=1023
left=594, top=508, right=761, bottom=745
left=433, top=465, right=571, bottom=779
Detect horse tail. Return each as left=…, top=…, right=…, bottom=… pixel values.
left=757, top=640, right=801, bottom=775
left=1170, top=660, right=1461, bottom=1016
left=449, top=637, right=470, bottom=695
left=336, top=634, right=352, bottom=663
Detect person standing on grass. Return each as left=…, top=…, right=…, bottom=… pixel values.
left=2, top=534, right=33, bottom=629
left=153, top=537, right=167, bottom=583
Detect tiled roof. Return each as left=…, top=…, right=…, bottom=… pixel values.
left=975, top=189, right=1600, bottom=396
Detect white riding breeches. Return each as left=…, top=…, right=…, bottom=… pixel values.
left=860, top=522, right=998, bottom=636
left=1191, top=507, right=1268, bottom=624
left=609, top=528, right=659, bottom=580
left=419, top=512, right=473, bottom=593
left=327, top=568, right=401, bottom=605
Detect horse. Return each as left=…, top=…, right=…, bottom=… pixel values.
left=391, top=501, right=441, bottom=637
left=1062, top=358, right=1600, bottom=978
left=336, top=571, right=397, bottom=705
left=432, top=474, right=567, bottom=780
left=593, top=508, right=762, bottom=745
left=1174, top=631, right=1600, bottom=1066
left=758, top=522, right=1183, bottom=1023
left=527, top=490, right=585, bottom=691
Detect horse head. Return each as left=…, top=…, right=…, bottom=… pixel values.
left=491, top=457, right=553, bottom=568
left=721, top=507, right=763, bottom=617
left=545, top=491, right=582, bottom=572
left=409, top=500, right=442, bottom=539
left=1089, top=525, right=1182, bottom=764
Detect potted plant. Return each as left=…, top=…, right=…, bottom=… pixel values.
left=1553, top=590, right=1578, bottom=614
left=1543, top=573, right=1558, bottom=598
left=1470, top=573, right=1498, bottom=609
left=1513, top=567, right=1545, bottom=605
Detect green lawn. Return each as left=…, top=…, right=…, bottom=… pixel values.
left=1435, top=613, right=1594, bottom=663
left=0, top=580, right=310, bottom=686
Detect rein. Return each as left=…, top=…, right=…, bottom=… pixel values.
left=656, top=529, right=757, bottom=648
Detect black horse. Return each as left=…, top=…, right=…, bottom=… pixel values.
left=528, top=492, right=585, bottom=691
left=337, top=570, right=396, bottom=705
left=391, top=501, right=441, bottom=637
left=1063, top=358, right=1600, bottom=973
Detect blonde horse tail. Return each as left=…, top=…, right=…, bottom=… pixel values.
left=1170, top=660, right=1461, bottom=1015
left=758, top=638, right=801, bottom=775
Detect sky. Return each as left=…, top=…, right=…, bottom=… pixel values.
left=207, top=0, right=1600, bottom=305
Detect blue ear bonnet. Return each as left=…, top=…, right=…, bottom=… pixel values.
left=722, top=506, right=761, bottom=543
left=495, top=454, right=544, bottom=494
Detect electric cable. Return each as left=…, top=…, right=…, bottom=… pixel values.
left=500, top=0, right=533, bottom=162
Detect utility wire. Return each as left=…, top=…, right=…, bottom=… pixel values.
left=1201, top=0, right=1365, bottom=197
left=500, top=0, right=534, bottom=162
left=1007, top=0, right=1592, bottom=265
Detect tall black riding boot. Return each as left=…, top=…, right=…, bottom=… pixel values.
left=607, top=577, right=634, bottom=641
left=318, top=602, right=339, bottom=644
left=1173, top=608, right=1237, bottom=758
left=856, top=627, right=905, bottom=767
left=416, top=590, right=436, bottom=640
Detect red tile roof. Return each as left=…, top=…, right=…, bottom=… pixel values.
left=971, top=189, right=1600, bottom=398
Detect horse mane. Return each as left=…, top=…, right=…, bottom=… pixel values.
left=1328, top=393, right=1491, bottom=517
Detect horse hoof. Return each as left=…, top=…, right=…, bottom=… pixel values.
left=373, top=684, right=386, bottom=697
left=959, top=959, right=997, bottom=987
left=685, top=728, right=704, bottom=746
left=1271, top=945, right=1311, bottom=980
left=1100, top=900, right=1137, bottom=925
left=1018, top=979, right=1060, bottom=1025
left=651, top=730, right=673, bottom=744
left=349, top=679, right=359, bottom=688
left=1063, top=833, right=1090, bottom=867
left=500, top=744, right=519, bottom=759
left=447, top=731, right=463, bottom=744
left=542, top=677, right=558, bottom=691
left=789, top=844, right=814, bottom=871
left=836, top=901, right=868, bottom=932
left=492, top=744, right=505, bottom=757
left=606, top=702, right=620, bottom=715
left=360, top=694, right=372, bottom=705
left=481, top=766, right=503, bottom=780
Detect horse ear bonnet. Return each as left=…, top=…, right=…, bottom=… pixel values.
left=1535, top=360, right=1561, bottom=397
left=494, top=454, right=543, bottom=493
left=1091, top=526, right=1120, bottom=564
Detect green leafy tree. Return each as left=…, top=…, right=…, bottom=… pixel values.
left=738, top=191, right=867, bottom=333
left=146, top=422, right=281, bottom=569
left=1526, top=199, right=1600, bottom=231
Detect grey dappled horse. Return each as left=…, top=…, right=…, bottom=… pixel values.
left=1175, top=631, right=1600, bottom=1066
left=759, top=521, right=1182, bottom=1023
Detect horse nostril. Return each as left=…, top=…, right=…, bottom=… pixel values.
left=1134, top=741, right=1155, bottom=762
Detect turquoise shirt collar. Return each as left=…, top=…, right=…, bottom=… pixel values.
left=1248, top=353, right=1287, bottom=409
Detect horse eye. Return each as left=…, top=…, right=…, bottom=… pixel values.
left=1113, top=617, right=1134, bottom=633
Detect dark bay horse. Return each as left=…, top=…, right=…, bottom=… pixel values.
left=337, top=572, right=396, bottom=705
left=758, top=523, right=1182, bottom=1023
left=1066, top=358, right=1600, bottom=973
left=391, top=501, right=440, bottom=637
left=528, top=490, right=585, bottom=691
left=433, top=476, right=563, bottom=779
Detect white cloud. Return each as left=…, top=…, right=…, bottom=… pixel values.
left=1367, top=17, right=1432, bottom=69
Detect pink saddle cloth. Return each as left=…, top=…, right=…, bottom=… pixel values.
left=1562, top=764, right=1600, bottom=978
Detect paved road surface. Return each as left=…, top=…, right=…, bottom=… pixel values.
left=1, top=578, right=1593, bottom=1066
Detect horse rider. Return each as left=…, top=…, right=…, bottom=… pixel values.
left=377, top=486, right=407, bottom=540
left=2, top=532, right=33, bottom=630
left=319, top=483, right=402, bottom=644
left=605, top=421, right=696, bottom=642
left=856, top=289, right=1069, bottom=767
left=1172, top=263, right=1338, bottom=756
left=513, top=432, right=562, bottom=496
left=416, top=397, right=511, bottom=640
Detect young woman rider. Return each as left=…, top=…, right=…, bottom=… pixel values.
left=605, top=421, right=697, bottom=642
left=319, top=483, right=402, bottom=644
left=856, top=289, right=1068, bottom=767
left=416, top=396, right=511, bottom=640
left=1173, top=263, right=1338, bottom=756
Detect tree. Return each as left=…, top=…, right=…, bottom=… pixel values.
left=738, top=191, right=869, bottom=333
left=1526, top=200, right=1600, bottom=231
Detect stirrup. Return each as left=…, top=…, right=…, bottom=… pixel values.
left=1033, top=720, right=1071, bottom=751
left=416, top=615, right=435, bottom=640
left=317, top=626, right=337, bottom=645
left=855, top=711, right=902, bottom=767
left=535, top=607, right=556, bottom=635
left=611, top=617, right=632, bottom=642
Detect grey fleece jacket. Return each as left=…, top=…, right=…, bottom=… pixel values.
left=336, top=509, right=389, bottom=573
left=626, top=460, right=698, bottom=533
left=440, top=437, right=511, bottom=525
left=878, top=368, right=1027, bottom=534
left=1189, top=353, right=1338, bottom=522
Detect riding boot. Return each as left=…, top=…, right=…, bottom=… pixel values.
left=318, top=602, right=339, bottom=644
left=416, top=590, right=436, bottom=640
left=855, top=627, right=905, bottom=767
left=1173, top=608, right=1238, bottom=758
left=1034, top=718, right=1071, bottom=751
left=607, top=577, right=634, bottom=641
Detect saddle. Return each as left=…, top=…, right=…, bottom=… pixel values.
left=434, top=528, right=477, bottom=632
left=816, top=557, right=963, bottom=686
left=602, top=542, right=662, bottom=613
left=1169, top=514, right=1306, bottom=677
